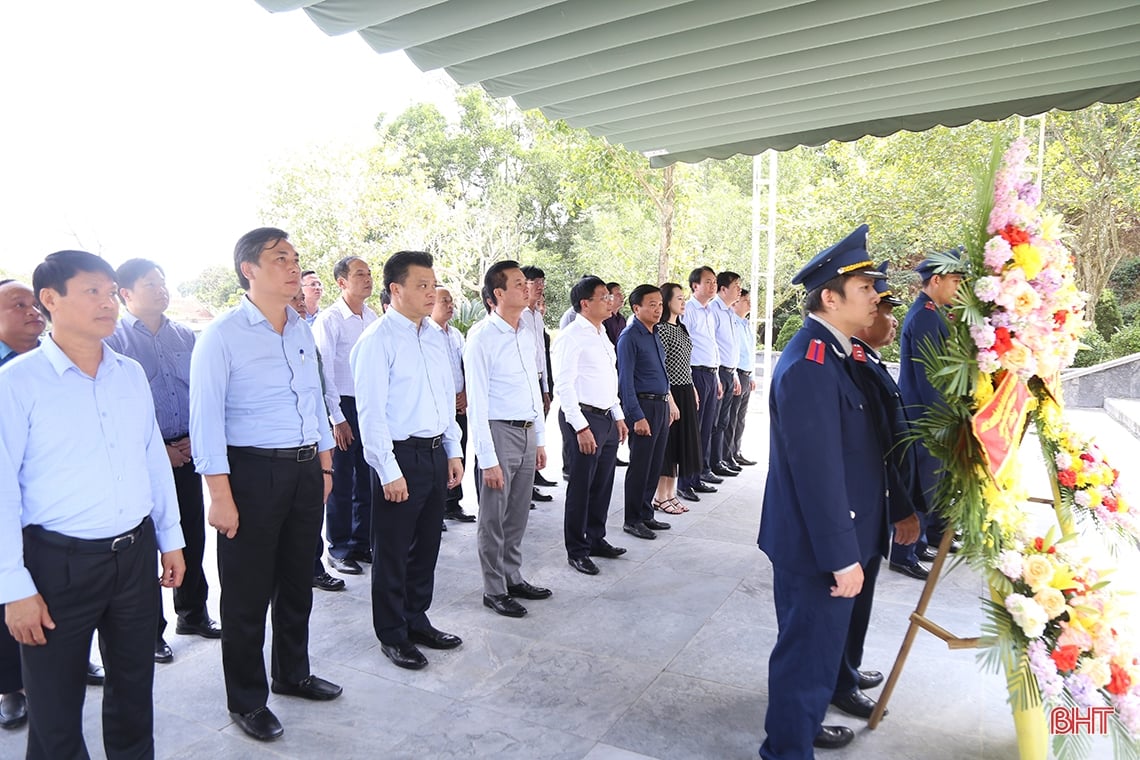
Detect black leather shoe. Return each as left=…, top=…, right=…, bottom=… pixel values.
left=0, top=692, right=27, bottom=729
left=534, top=472, right=557, bottom=487
left=623, top=522, right=656, bottom=540
left=733, top=454, right=757, bottom=466
left=155, top=640, right=173, bottom=664
left=346, top=548, right=373, bottom=564
left=711, top=464, right=738, bottom=477
left=677, top=488, right=700, bottom=502
left=562, top=471, right=570, bottom=482
left=86, top=662, right=105, bottom=686
left=948, top=539, right=963, bottom=554
left=271, top=674, right=342, bottom=701
left=889, top=561, right=930, bottom=580
left=329, top=556, right=363, bottom=575
left=701, top=471, right=724, bottom=484
left=408, top=625, right=462, bottom=650
left=507, top=581, right=552, bottom=600
left=567, top=556, right=600, bottom=575
left=831, top=689, right=885, bottom=719
left=813, top=725, right=855, bottom=749
left=231, top=706, right=284, bottom=741
left=441, top=521, right=448, bottom=531
left=381, top=641, right=428, bottom=670
left=589, top=539, right=627, bottom=558
left=692, top=482, right=718, bottom=494
left=531, top=488, right=553, bottom=502
left=175, top=617, right=222, bottom=639
left=616, top=458, right=629, bottom=467
left=917, top=545, right=939, bottom=562
left=643, top=518, right=671, bottom=531
left=858, top=670, right=884, bottom=689
left=313, top=572, right=346, bottom=592
left=719, top=460, right=742, bottom=473
left=484, top=593, right=527, bottom=617
left=444, top=507, right=476, bottom=522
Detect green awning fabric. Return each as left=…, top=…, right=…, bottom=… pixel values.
left=254, top=0, right=1140, bottom=166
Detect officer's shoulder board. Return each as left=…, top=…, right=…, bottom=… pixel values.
left=924, top=301, right=937, bottom=311
left=805, top=338, right=826, bottom=365
left=851, top=343, right=867, bottom=363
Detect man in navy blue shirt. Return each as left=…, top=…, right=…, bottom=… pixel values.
left=107, top=259, right=221, bottom=668
left=617, top=285, right=679, bottom=540
left=190, top=229, right=341, bottom=742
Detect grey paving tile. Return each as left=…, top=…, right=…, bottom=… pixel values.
left=581, top=745, right=660, bottom=760
left=600, top=563, right=739, bottom=620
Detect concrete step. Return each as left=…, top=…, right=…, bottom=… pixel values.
left=1104, top=397, right=1140, bottom=440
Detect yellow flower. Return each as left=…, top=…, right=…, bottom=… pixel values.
left=1048, top=563, right=1078, bottom=593
left=1023, top=555, right=1056, bottom=592
left=1012, top=243, right=1045, bottom=280
left=1040, top=213, right=1065, bottom=241
left=974, top=373, right=995, bottom=408
left=1034, top=587, right=1068, bottom=619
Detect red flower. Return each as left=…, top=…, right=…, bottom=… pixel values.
left=1058, top=470, right=1077, bottom=488
left=1103, top=496, right=1118, bottom=512
left=1080, top=453, right=1095, bottom=463
left=1050, top=645, right=1081, bottom=673
left=1108, top=662, right=1132, bottom=696
left=1053, top=310, right=1068, bottom=327
left=1000, top=224, right=1031, bottom=246
left=993, top=327, right=1014, bottom=357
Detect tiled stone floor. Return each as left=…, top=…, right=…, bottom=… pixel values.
left=3, top=403, right=1131, bottom=759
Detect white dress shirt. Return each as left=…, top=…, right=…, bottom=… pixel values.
left=552, top=313, right=623, bottom=433
left=710, top=295, right=739, bottom=370
left=350, top=310, right=462, bottom=484
left=429, top=319, right=466, bottom=393
left=463, top=312, right=546, bottom=469
left=519, top=306, right=548, bottom=393
left=680, top=296, right=720, bottom=367
left=313, top=297, right=378, bottom=423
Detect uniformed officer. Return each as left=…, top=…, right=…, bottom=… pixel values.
left=898, top=252, right=968, bottom=559
left=757, top=225, right=890, bottom=758
left=837, top=263, right=923, bottom=722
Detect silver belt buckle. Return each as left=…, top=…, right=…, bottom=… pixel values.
left=111, top=533, right=134, bottom=552
left=297, top=444, right=317, bottom=462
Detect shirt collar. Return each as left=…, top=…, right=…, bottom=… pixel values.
left=629, top=318, right=653, bottom=337
left=573, top=313, right=603, bottom=334
left=240, top=295, right=298, bottom=328
left=42, top=334, right=124, bottom=378
left=487, top=311, right=522, bottom=334
left=120, top=310, right=168, bottom=334
left=384, top=307, right=427, bottom=334
left=807, top=313, right=853, bottom=356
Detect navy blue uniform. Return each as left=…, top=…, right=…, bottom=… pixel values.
left=758, top=318, right=888, bottom=760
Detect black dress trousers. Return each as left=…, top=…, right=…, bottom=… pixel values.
left=563, top=409, right=618, bottom=559
left=157, top=459, right=209, bottom=641
left=218, top=449, right=323, bottom=714
left=624, top=398, right=669, bottom=525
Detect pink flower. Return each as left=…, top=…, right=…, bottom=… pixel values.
left=984, top=237, right=1013, bottom=272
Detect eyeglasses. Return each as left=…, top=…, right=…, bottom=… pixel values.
left=591, top=294, right=615, bottom=302
left=302, top=282, right=323, bottom=290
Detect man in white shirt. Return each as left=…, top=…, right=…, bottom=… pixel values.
left=430, top=286, right=474, bottom=524
left=552, top=276, right=629, bottom=575
left=350, top=251, right=464, bottom=671
left=465, top=261, right=551, bottom=617
left=519, top=266, right=556, bottom=504
left=300, top=270, right=323, bottom=325
left=313, top=256, right=378, bottom=575
left=678, top=266, right=721, bottom=500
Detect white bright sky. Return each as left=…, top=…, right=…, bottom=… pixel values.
left=0, top=0, right=456, bottom=288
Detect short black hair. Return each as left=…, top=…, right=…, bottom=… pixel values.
left=740, top=288, right=750, bottom=298
left=0, top=278, right=15, bottom=287
left=520, top=265, right=545, bottom=281
left=803, top=274, right=849, bottom=315
left=379, top=289, right=391, bottom=309
left=484, top=260, right=520, bottom=307
left=606, top=282, right=621, bottom=292
left=570, top=276, right=606, bottom=314
left=234, top=228, right=289, bottom=290
left=383, top=251, right=433, bottom=294
left=301, top=269, right=316, bottom=279
left=717, top=271, right=741, bottom=290
left=115, top=258, right=164, bottom=302
left=628, top=284, right=659, bottom=309
left=332, top=256, right=364, bottom=282
left=688, top=266, right=715, bottom=289
left=481, top=284, right=494, bottom=313
left=33, top=250, right=116, bottom=320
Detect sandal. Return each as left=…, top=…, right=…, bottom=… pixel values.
left=669, top=497, right=689, bottom=513
left=653, top=498, right=685, bottom=515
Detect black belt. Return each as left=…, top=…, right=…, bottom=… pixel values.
left=737, top=369, right=752, bottom=376
left=494, top=419, right=534, bottom=429
left=636, top=393, right=668, bottom=401
left=25, top=518, right=149, bottom=554
left=229, top=444, right=318, bottom=462
left=397, top=435, right=443, bottom=449
left=580, top=404, right=610, bottom=416
left=692, top=365, right=715, bottom=373
left=718, top=366, right=735, bottom=373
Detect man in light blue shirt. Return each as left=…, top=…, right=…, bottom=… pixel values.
left=106, top=258, right=221, bottom=666
left=709, top=270, right=742, bottom=478
left=351, top=251, right=464, bottom=671
left=190, top=228, right=341, bottom=742
left=678, top=266, right=722, bottom=495
left=725, top=289, right=759, bottom=467
left=0, top=250, right=185, bottom=760
left=465, top=261, right=550, bottom=618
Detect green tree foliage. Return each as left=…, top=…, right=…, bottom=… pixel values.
left=1094, top=289, right=1123, bottom=341
left=178, top=264, right=244, bottom=313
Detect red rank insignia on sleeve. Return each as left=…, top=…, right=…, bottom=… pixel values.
left=924, top=301, right=937, bottom=310
left=851, top=343, right=867, bottom=362
left=806, top=339, right=826, bottom=365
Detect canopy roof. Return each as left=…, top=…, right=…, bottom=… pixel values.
left=255, top=0, right=1140, bottom=166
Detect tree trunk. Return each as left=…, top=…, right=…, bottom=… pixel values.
left=657, top=165, right=675, bottom=283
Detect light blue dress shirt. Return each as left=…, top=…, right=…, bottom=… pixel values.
left=463, top=312, right=545, bottom=469
left=189, top=296, right=334, bottom=476
left=312, top=297, right=378, bottom=423
left=735, top=314, right=755, bottom=372
left=0, top=337, right=185, bottom=603
left=350, top=310, right=461, bottom=484
left=680, top=297, right=720, bottom=367
left=710, top=295, right=739, bottom=369
left=104, top=312, right=196, bottom=438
